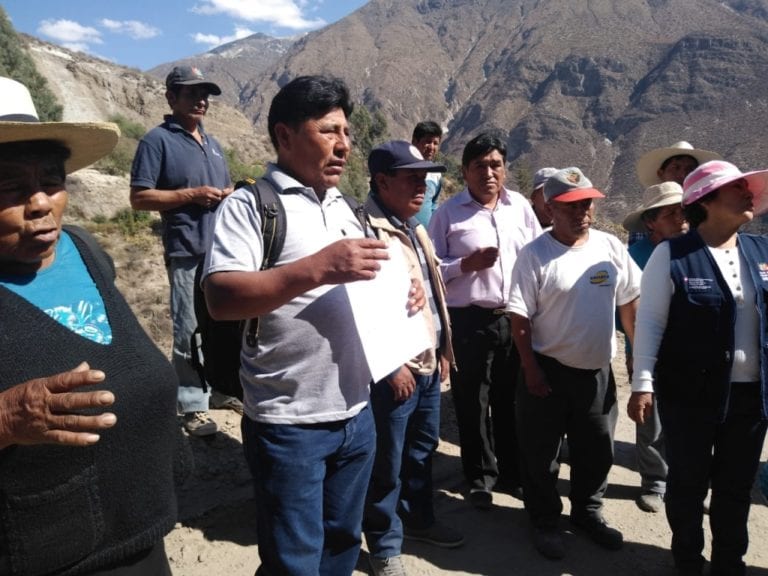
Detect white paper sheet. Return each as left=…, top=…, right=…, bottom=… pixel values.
left=345, top=242, right=433, bottom=382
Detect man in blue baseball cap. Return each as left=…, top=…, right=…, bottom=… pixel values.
left=363, top=140, right=463, bottom=576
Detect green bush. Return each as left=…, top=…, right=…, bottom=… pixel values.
left=108, top=114, right=146, bottom=140
left=224, top=148, right=265, bottom=183
left=109, top=208, right=154, bottom=236
left=0, top=7, right=62, bottom=121
left=93, top=138, right=138, bottom=175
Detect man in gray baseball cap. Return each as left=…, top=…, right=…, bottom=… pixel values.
left=508, top=167, right=641, bottom=559
left=531, top=167, right=558, bottom=228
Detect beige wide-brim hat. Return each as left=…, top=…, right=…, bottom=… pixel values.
left=622, top=182, right=684, bottom=233
left=0, top=77, right=119, bottom=174
left=635, top=141, right=721, bottom=188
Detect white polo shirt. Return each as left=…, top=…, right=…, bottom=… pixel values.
left=203, top=164, right=371, bottom=424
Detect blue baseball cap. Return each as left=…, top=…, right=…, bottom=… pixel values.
left=368, top=140, right=446, bottom=176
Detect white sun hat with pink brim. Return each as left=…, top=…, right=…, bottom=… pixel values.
left=682, top=160, right=768, bottom=216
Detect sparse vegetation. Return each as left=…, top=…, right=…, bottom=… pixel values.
left=340, top=103, right=390, bottom=200
left=88, top=208, right=157, bottom=238
left=0, top=6, right=62, bottom=121
left=224, top=148, right=265, bottom=184
left=510, top=159, right=534, bottom=196
left=92, top=115, right=146, bottom=176
left=109, top=114, right=146, bottom=140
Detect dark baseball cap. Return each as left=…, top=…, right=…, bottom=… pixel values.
left=368, top=140, right=446, bottom=176
left=165, top=65, right=221, bottom=96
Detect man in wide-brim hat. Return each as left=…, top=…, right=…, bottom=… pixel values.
left=636, top=141, right=721, bottom=189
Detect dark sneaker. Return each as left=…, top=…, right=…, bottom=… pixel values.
left=468, top=487, right=492, bottom=510
left=403, top=521, right=465, bottom=548
left=637, top=492, right=664, bottom=513
left=369, top=555, right=406, bottom=576
left=532, top=527, right=565, bottom=560
left=570, top=515, right=623, bottom=550
left=182, top=412, right=218, bottom=437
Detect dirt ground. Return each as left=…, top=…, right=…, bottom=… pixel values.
left=163, top=365, right=768, bottom=576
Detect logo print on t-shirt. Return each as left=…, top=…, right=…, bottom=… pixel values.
left=590, top=270, right=610, bottom=285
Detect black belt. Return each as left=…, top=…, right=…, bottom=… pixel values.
left=448, top=305, right=507, bottom=316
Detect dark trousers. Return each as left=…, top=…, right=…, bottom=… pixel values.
left=658, top=382, right=767, bottom=576
left=515, top=353, right=617, bottom=529
left=87, top=542, right=171, bottom=575
left=448, top=306, right=520, bottom=491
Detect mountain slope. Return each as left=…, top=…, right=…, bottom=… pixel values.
left=235, top=0, right=768, bottom=220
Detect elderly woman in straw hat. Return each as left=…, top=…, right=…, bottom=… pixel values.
left=0, top=77, right=183, bottom=574
left=622, top=182, right=689, bottom=515
left=628, top=160, right=768, bottom=576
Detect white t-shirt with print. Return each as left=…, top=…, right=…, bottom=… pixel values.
left=507, top=229, right=641, bottom=370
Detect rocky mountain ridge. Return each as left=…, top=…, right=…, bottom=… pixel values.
left=232, top=0, right=768, bottom=222
left=19, top=0, right=768, bottom=228
left=24, top=34, right=272, bottom=165
left=146, top=33, right=296, bottom=110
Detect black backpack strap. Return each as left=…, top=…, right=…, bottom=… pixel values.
left=63, top=225, right=116, bottom=280
left=234, top=177, right=286, bottom=270
left=340, top=194, right=373, bottom=238
left=233, top=177, right=287, bottom=348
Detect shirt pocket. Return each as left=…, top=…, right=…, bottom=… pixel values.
left=1, top=465, right=104, bottom=576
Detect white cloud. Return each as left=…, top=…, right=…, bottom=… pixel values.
left=37, top=19, right=103, bottom=46
left=191, top=0, right=325, bottom=30
left=192, top=25, right=255, bottom=48
left=100, top=19, right=160, bottom=40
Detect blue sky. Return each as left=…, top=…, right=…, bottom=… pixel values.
left=2, top=0, right=369, bottom=71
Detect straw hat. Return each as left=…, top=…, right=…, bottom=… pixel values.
left=0, top=77, right=119, bottom=173
left=635, top=141, right=721, bottom=188
left=622, top=182, right=683, bottom=233
left=682, top=160, right=768, bottom=216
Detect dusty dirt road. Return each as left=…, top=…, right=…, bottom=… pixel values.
left=164, top=369, right=768, bottom=576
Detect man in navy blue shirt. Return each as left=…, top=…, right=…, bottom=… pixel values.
left=130, top=66, right=233, bottom=436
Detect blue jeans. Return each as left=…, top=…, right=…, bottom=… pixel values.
left=242, top=407, right=376, bottom=576
left=167, top=256, right=209, bottom=413
left=364, top=369, right=441, bottom=558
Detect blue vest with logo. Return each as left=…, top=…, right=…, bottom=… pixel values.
left=656, top=230, right=768, bottom=422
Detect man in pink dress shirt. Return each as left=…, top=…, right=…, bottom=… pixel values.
left=428, top=133, right=541, bottom=509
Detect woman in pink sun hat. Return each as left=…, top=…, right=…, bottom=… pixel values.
left=628, top=159, right=768, bottom=575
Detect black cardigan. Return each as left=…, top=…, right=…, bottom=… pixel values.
left=0, top=227, right=183, bottom=576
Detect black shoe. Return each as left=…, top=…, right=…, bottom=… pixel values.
left=570, top=515, right=623, bottom=550
left=468, top=487, right=492, bottom=510
left=403, top=521, right=465, bottom=549
left=532, top=527, right=565, bottom=560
